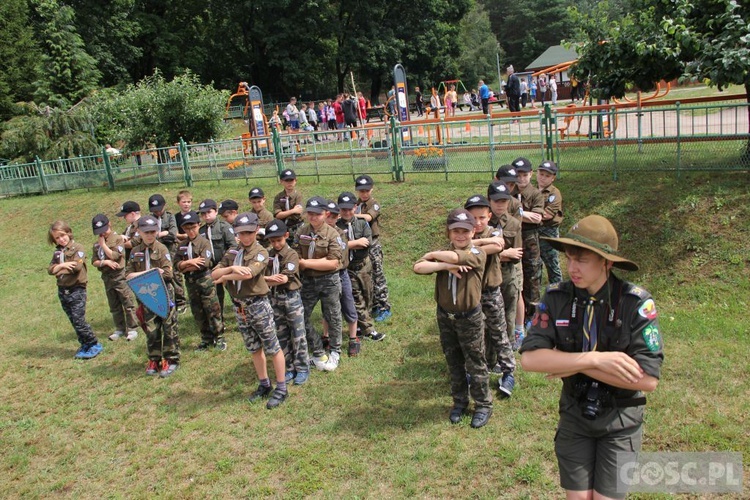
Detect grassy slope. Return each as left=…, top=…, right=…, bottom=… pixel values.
left=0, top=171, right=748, bottom=498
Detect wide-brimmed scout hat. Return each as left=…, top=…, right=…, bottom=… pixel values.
left=541, top=215, right=639, bottom=271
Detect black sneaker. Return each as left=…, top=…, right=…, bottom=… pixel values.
left=470, top=407, right=493, bottom=429
left=366, top=331, right=386, bottom=341
left=449, top=406, right=469, bottom=424
left=195, top=342, right=211, bottom=352
left=248, top=384, right=273, bottom=403
left=266, top=388, right=288, bottom=409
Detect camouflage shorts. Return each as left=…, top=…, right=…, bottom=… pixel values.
left=232, top=296, right=280, bottom=355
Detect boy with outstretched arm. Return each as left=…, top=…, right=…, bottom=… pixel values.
left=413, top=208, right=493, bottom=429
left=212, top=212, right=288, bottom=409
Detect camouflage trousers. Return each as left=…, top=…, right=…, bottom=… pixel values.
left=139, top=284, right=179, bottom=362
left=501, top=262, right=520, bottom=333
left=538, top=226, right=563, bottom=284
left=58, top=286, right=98, bottom=346
left=437, top=306, right=492, bottom=409
left=101, top=271, right=138, bottom=332
left=369, top=240, right=391, bottom=313
left=302, top=272, right=342, bottom=357
left=481, top=286, right=515, bottom=373
left=185, top=272, right=224, bottom=345
left=521, top=228, right=542, bottom=315
left=270, top=289, right=309, bottom=373
left=348, top=258, right=375, bottom=336
left=169, top=247, right=187, bottom=308
left=232, top=295, right=280, bottom=355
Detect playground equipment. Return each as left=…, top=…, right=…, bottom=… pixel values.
left=225, top=82, right=251, bottom=121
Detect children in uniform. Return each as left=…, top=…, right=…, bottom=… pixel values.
left=536, top=160, right=564, bottom=284
left=211, top=213, right=288, bottom=409
left=249, top=187, right=275, bottom=246
left=324, top=200, right=362, bottom=357
left=198, top=199, right=237, bottom=317
left=520, top=215, right=663, bottom=499
left=294, top=196, right=344, bottom=372
left=125, top=216, right=180, bottom=377
left=90, top=214, right=138, bottom=342
left=218, top=200, right=240, bottom=226
left=175, top=211, right=225, bottom=351
left=413, top=208, right=493, bottom=429
left=337, top=192, right=386, bottom=343
left=48, top=221, right=103, bottom=359
left=353, top=175, right=392, bottom=322
left=148, top=194, right=185, bottom=313
left=463, top=195, right=515, bottom=397
left=273, top=170, right=304, bottom=242
left=117, top=201, right=142, bottom=259
left=264, top=219, right=310, bottom=386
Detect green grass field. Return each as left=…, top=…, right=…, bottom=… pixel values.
left=1, top=171, right=748, bottom=497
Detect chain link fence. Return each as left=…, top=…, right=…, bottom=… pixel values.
left=2, top=98, right=748, bottom=197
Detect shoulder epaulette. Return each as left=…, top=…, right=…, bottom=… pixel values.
left=546, top=281, right=570, bottom=293
left=227, top=249, right=240, bottom=255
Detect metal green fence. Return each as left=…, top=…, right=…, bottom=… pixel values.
left=1, top=100, right=748, bottom=197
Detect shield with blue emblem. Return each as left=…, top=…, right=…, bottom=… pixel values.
left=127, top=268, right=170, bottom=318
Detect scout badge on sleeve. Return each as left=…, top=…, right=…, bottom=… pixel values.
left=127, top=268, right=170, bottom=318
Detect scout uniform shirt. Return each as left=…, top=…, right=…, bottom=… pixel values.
left=273, top=190, right=304, bottom=228
left=356, top=197, right=381, bottom=240
left=252, top=207, right=275, bottom=229
left=92, top=232, right=126, bottom=275
left=475, top=226, right=503, bottom=289
left=199, top=218, right=236, bottom=267
left=294, top=222, right=343, bottom=278
left=266, top=244, right=302, bottom=292
left=174, top=233, right=213, bottom=278
left=517, top=183, right=544, bottom=230
left=495, top=213, right=523, bottom=282
left=126, top=240, right=174, bottom=281
left=337, top=217, right=372, bottom=265
left=123, top=222, right=142, bottom=259
left=49, top=240, right=88, bottom=288
left=490, top=197, right=522, bottom=226
left=541, top=184, right=563, bottom=228
left=416, top=243, right=486, bottom=314
left=520, top=275, right=664, bottom=415
left=216, top=241, right=269, bottom=299
left=154, top=211, right=178, bottom=251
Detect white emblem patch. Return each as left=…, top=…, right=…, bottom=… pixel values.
left=257, top=253, right=265, bottom=262
left=456, top=213, right=468, bottom=221
left=508, top=169, right=516, bottom=176
left=548, top=195, right=556, bottom=202
left=342, top=196, right=351, bottom=202
left=184, top=214, right=192, bottom=220
left=327, top=203, right=336, bottom=210
left=165, top=254, right=171, bottom=261
left=284, top=170, right=292, bottom=176
left=287, top=262, right=295, bottom=271
left=251, top=189, right=260, bottom=194
left=95, top=221, right=103, bottom=228
left=358, top=178, right=367, bottom=184
left=228, top=227, right=234, bottom=234
left=310, top=200, right=319, bottom=206
left=514, top=160, right=524, bottom=167
left=151, top=200, right=158, bottom=205
left=199, top=202, right=205, bottom=208
left=373, top=204, right=380, bottom=211
left=469, top=196, right=480, bottom=202
left=240, top=216, right=249, bottom=224
left=146, top=218, right=155, bottom=225
left=77, top=251, right=85, bottom=258
left=117, top=246, right=124, bottom=253
left=470, top=247, right=480, bottom=254
left=268, top=224, right=278, bottom=232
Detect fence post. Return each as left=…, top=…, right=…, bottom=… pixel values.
left=390, top=116, right=403, bottom=181
left=611, top=106, right=618, bottom=181
left=179, top=138, right=192, bottom=186
left=272, top=127, right=284, bottom=176
left=35, top=156, right=48, bottom=194
left=676, top=102, right=681, bottom=179
left=544, top=104, right=554, bottom=160
left=488, top=116, right=495, bottom=174
left=101, top=147, right=115, bottom=190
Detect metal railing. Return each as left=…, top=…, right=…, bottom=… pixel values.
left=1, top=97, right=747, bottom=197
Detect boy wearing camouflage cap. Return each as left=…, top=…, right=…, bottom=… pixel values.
left=520, top=215, right=663, bottom=499
left=414, top=208, right=493, bottom=429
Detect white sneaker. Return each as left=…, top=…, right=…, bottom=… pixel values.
left=312, top=354, right=329, bottom=371
left=323, top=352, right=340, bottom=372
left=126, top=330, right=138, bottom=341
left=108, top=331, right=124, bottom=341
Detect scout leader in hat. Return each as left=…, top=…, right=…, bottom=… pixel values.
left=519, top=214, right=663, bottom=499
left=541, top=214, right=638, bottom=271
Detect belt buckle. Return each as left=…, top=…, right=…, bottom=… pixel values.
left=446, top=311, right=456, bottom=320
